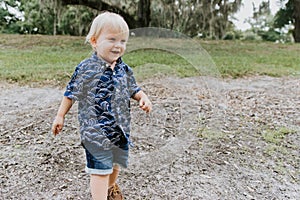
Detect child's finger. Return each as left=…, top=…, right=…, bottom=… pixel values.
left=52, top=123, right=62, bottom=135
left=53, top=126, right=59, bottom=135
left=143, top=104, right=151, bottom=113
left=139, top=99, right=144, bottom=107
left=51, top=124, right=57, bottom=135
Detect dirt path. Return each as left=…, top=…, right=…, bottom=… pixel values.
left=1, top=76, right=299, bottom=200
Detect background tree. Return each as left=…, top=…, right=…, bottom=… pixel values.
left=18, top=0, right=56, bottom=34
left=60, top=0, right=142, bottom=28
left=151, top=0, right=242, bottom=39
left=60, top=5, right=97, bottom=36
left=16, top=0, right=97, bottom=35
left=274, top=0, right=300, bottom=42
left=247, top=1, right=272, bottom=35
left=60, top=0, right=242, bottom=38
left=0, top=0, right=245, bottom=39
left=246, top=0, right=283, bottom=42
left=0, top=0, right=23, bottom=33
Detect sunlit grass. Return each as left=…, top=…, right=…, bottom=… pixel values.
left=201, top=40, right=300, bottom=78
left=0, top=34, right=299, bottom=86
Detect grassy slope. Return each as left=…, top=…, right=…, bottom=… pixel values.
left=0, top=34, right=299, bottom=86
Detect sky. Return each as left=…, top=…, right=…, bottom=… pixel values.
left=234, top=0, right=284, bottom=30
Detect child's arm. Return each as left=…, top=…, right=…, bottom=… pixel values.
left=133, top=90, right=152, bottom=113
left=52, top=96, right=73, bottom=135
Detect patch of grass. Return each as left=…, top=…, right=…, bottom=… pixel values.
left=0, top=34, right=300, bottom=86
left=200, top=40, right=300, bottom=78
left=198, top=128, right=226, bottom=140
left=124, top=49, right=199, bottom=80
left=262, top=127, right=299, bottom=176
left=0, top=35, right=90, bottom=85
left=262, top=127, right=296, bottom=145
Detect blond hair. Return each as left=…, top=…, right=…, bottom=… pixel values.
left=86, top=12, right=129, bottom=44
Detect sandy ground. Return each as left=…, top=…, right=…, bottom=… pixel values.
left=0, top=76, right=299, bottom=200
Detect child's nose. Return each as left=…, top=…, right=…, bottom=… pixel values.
left=114, top=41, right=124, bottom=48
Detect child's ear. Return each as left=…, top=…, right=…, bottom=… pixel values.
left=90, top=36, right=97, bottom=47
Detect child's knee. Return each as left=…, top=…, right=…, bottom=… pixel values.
left=90, top=174, right=110, bottom=181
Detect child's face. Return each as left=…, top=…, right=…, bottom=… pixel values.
left=92, top=27, right=128, bottom=65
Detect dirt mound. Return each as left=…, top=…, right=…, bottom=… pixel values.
left=1, top=76, right=299, bottom=199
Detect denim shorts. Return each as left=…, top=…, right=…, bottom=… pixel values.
left=84, top=145, right=129, bottom=175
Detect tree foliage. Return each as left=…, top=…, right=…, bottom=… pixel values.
left=247, top=1, right=272, bottom=33
left=11, top=0, right=98, bottom=35
left=151, top=0, right=242, bottom=39
left=274, top=0, right=300, bottom=42
left=60, top=0, right=139, bottom=28
left=246, top=0, right=282, bottom=42
left=0, top=0, right=23, bottom=33
left=0, top=0, right=242, bottom=38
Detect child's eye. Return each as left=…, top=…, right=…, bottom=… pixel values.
left=121, top=40, right=127, bottom=44
left=108, top=38, right=116, bottom=41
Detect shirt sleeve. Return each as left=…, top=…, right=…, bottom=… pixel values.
left=64, top=59, right=106, bottom=102
left=64, top=64, right=85, bottom=101
left=126, top=66, right=141, bottom=98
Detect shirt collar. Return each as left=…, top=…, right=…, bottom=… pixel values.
left=92, top=52, right=123, bottom=71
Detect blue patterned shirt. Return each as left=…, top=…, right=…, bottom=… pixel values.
left=64, top=53, right=141, bottom=150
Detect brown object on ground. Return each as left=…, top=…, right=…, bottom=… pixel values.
left=107, top=183, right=124, bottom=200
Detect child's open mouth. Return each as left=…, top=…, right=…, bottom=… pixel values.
left=111, top=51, right=120, bottom=54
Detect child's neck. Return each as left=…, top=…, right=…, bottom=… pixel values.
left=97, top=54, right=115, bottom=70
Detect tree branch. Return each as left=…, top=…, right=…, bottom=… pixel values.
left=60, top=0, right=137, bottom=28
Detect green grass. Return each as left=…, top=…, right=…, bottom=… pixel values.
left=0, top=34, right=299, bottom=86
left=200, top=40, right=300, bottom=78
left=261, top=127, right=298, bottom=174
left=124, top=49, right=199, bottom=81
left=262, top=127, right=297, bottom=145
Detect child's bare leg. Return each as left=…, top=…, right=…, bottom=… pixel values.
left=109, top=165, right=120, bottom=187
left=90, top=174, right=109, bottom=200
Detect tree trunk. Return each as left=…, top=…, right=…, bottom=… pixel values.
left=137, top=0, right=151, bottom=27
left=209, top=1, right=215, bottom=39
left=53, top=14, right=57, bottom=35
left=293, top=0, right=300, bottom=42
left=293, top=19, right=300, bottom=42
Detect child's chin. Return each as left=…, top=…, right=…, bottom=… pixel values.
left=111, top=57, right=120, bottom=62
left=111, top=52, right=121, bottom=58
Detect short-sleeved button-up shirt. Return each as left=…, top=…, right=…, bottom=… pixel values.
left=64, top=53, right=141, bottom=150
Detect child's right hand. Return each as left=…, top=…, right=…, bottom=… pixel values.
left=52, top=116, right=64, bottom=136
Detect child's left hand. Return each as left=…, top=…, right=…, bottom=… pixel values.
left=139, top=95, right=152, bottom=113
